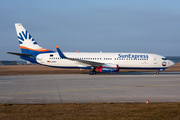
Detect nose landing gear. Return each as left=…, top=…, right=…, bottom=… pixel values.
left=156, top=68, right=165, bottom=75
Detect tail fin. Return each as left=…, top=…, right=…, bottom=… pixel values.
left=15, top=23, right=52, bottom=54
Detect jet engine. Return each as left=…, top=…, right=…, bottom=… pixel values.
left=96, top=64, right=119, bottom=73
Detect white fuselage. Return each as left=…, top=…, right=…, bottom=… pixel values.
left=36, top=52, right=174, bottom=69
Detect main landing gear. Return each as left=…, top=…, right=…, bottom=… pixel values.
left=89, top=68, right=96, bottom=75
left=156, top=71, right=159, bottom=75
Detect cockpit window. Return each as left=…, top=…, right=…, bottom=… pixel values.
left=162, top=58, right=168, bottom=60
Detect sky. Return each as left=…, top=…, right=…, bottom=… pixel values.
left=0, top=0, right=180, bottom=60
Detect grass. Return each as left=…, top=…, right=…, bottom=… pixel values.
left=0, top=103, right=180, bottom=120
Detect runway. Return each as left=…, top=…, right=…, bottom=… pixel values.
left=0, top=72, right=180, bottom=104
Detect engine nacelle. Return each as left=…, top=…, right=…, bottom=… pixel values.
left=96, top=64, right=119, bottom=73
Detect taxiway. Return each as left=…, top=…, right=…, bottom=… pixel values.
left=0, top=72, right=180, bottom=103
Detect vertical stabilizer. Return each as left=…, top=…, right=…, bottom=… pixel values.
left=15, top=23, right=51, bottom=54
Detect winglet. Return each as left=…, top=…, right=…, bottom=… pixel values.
left=55, top=45, right=66, bottom=58
left=55, top=45, right=59, bottom=49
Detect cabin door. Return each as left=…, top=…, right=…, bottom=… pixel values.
left=154, top=56, right=157, bottom=64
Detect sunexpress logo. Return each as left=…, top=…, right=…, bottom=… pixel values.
left=118, top=54, right=149, bottom=59
left=18, top=30, right=38, bottom=45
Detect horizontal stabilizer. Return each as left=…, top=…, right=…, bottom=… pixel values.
left=7, top=52, right=32, bottom=57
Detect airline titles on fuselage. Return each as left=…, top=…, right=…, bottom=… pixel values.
left=118, top=54, right=149, bottom=59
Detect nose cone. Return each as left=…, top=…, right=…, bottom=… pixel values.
left=169, top=60, right=175, bottom=67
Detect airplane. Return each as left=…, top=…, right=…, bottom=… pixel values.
left=7, top=23, right=175, bottom=75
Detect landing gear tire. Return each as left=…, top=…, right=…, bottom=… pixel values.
left=89, top=71, right=94, bottom=75
left=89, top=68, right=96, bottom=75
left=156, top=71, right=159, bottom=75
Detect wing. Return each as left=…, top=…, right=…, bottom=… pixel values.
left=55, top=45, right=103, bottom=67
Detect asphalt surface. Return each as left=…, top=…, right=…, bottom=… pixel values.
left=0, top=72, right=180, bottom=104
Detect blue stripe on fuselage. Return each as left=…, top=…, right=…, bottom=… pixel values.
left=40, top=64, right=92, bottom=69
left=119, top=67, right=167, bottom=70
